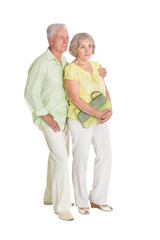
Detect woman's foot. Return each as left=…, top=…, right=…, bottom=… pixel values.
left=78, top=207, right=90, bottom=215
left=90, top=202, right=113, bottom=212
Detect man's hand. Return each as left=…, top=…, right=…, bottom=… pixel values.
left=42, top=113, right=60, bottom=132
left=98, top=108, right=113, bottom=123
left=98, top=67, right=107, bottom=78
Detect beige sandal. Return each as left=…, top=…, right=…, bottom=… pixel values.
left=90, top=202, right=113, bottom=212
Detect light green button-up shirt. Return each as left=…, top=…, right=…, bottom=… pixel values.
left=24, top=48, right=68, bottom=130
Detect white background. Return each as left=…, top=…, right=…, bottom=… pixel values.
left=0, top=0, right=160, bottom=239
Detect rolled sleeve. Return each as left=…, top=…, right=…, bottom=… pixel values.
left=35, top=107, right=48, bottom=116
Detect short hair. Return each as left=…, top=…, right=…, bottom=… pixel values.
left=69, top=33, right=95, bottom=57
left=47, top=23, right=67, bottom=39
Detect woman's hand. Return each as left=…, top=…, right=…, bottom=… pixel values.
left=98, top=108, right=113, bottom=123
left=64, top=79, right=112, bottom=123
left=96, top=108, right=111, bottom=121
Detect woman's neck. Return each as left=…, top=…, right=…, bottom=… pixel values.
left=74, top=58, right=89, bottom=66
left=73, top=57, right=93, bottom=75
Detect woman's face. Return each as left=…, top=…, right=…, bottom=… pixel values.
left=75, top=38, right=93, bottom=60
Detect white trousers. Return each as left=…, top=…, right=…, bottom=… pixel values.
left=42, top=124, right=72, bottom=213
left=68, top=119, right=112, bottom=207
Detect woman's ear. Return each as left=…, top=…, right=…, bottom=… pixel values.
left=74, top=50, right=77, bottom=57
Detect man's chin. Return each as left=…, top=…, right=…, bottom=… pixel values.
left=62, top=46, right=68, bottom=51
left=61, top=49, right=67, bottom=53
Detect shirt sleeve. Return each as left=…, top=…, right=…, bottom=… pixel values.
left=24, top=61, right=48, bottom=116
left=63, top=64, right=79, bottom=81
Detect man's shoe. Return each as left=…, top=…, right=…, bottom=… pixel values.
left=44, top=201, right=52, bottom=205
left=55, top=211, right=74, bottom=221
left=44, top=201, right=74, bottom=207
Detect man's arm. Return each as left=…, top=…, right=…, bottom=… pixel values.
left=42, top=114, right=60, bottom=132
left=24, top=62, right=60, bottom=132
left=24, top=62, right=48, bottom=115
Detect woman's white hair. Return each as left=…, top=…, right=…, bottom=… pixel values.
left=47, top=23, right=67, bottom=39
left=69, top=33, right=95, bottom=57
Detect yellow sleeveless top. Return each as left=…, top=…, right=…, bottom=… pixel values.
left=63, top=61, right=106, bottom=120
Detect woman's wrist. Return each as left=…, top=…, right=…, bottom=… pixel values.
left=94, top=110, right=102, bottom=119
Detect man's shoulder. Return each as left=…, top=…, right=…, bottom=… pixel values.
left=33, top=51, right=47, bottom=62
left=28, top=51, right=48, bottom=73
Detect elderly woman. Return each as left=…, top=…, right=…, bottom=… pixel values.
left=63, top=33, right=113, bottom=215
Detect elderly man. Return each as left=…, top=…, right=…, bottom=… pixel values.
left=25, top=24, right=74, bottom=221
left=24, top=23, right=106, bottom=221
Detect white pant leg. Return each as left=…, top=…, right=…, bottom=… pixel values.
left=68, top=119, right=93, bottom=207
left=89, top=122, right=112, bottom=204
left=42, top=124, right=72, bottom=213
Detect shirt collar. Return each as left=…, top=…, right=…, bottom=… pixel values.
left=46, top=48, right=56, bottom=60
left=45, top=48, right=67, bottom=67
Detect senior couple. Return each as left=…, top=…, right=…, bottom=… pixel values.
left=24, top=23, right=113, bottom=221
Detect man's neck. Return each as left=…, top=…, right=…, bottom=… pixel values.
left=49, top=47, right=62, bottom=64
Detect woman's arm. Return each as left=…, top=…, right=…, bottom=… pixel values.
left=64, top=79, right=110, bottom=121
left=106, top=85, right=111, bottom=102
left=98, top=78, right=113, bottom=123
left=100, top=76, right=111, bottom=102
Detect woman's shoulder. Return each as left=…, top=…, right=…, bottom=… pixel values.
left=64, top=62, right=79, bottom=80
left=64, top=62, right=78, bottom=71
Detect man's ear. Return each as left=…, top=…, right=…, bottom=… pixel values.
left=48, top=38, right=52, bottom=46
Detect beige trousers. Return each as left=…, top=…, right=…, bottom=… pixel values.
left=43, top=124, right=72, bottom=213
left=68, top=119, right=112, bottom=208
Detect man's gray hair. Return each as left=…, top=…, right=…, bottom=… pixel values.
left=47, top=23, right=67, bottom=39
left=69, top=33, right=95, bottom=57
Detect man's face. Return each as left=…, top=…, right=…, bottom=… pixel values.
left=48, top=28, right=69, bottom=54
